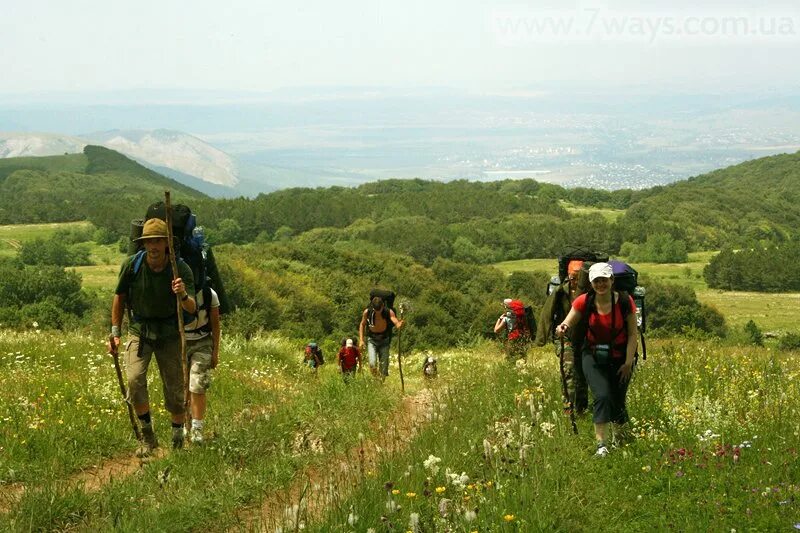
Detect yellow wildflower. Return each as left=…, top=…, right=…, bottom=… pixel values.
left=504, top=514, right=515, bottom=522
left=406, top=492, right=416, bottom=498
left=435, top=486, right=446, bottom=494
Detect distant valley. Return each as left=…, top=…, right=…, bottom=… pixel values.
left=2, top=87, right=800, bottom=196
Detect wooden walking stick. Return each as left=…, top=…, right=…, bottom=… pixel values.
left=109, top=334, right=142, bottom=442
left=559, top=337, right=578, bottom=435
left=397, top=302, right=406, bottom=394
left=165, top=191, right=190, bottom=437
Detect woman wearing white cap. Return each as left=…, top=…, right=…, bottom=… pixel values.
left=555, top=262, right=638, bottom=457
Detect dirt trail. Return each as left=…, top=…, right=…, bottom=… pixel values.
left=0, top=448, right=166, bottom=514
left=229, top=386, right=437, bottom=532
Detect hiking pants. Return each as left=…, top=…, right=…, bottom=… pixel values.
left=582, top=350, right=630, bottom=425
left=124, top=335, right=185, bottom=415
left=186, top=336, right=213, bottom=394
left=367, top=335, right=392, bottom=376
left=558, top=341, right=588, bottom=412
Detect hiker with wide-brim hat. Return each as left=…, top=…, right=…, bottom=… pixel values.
left=556, top=262, right=638, bottom=457
left=108, top=218, right=196, bottom=455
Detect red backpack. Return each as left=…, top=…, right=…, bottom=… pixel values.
left=507, top=299, right=529, bottom=340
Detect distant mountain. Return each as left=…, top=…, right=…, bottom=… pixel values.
left=0, top=132, right=85, bottom=158
left=83, top=129, right=238, bottom=187
left=0, top=129, right=238, bottom=194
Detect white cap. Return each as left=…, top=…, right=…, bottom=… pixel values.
left=503, top=298, right=513, bottom=306
left=345, top=338, right=354, bottom=347
left=588, top=262, right=614, bottom=283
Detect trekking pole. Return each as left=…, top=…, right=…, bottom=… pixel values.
left=165, top=191, right=190, bottom=437
left=397, top=302, right=405, bottom=394
left=109, top=334, right=142, bottom=442
left=559, top=337, right=578, bottom=435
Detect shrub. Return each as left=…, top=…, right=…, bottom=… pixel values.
left=744, top=319, right=764, bottom=346
left=646, top=281, right=726, bottom=337
left=778, top=332, right=800, bottom=351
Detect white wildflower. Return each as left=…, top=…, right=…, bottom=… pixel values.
left=464, top=509, right=477, bottom=522
left=539, top=421, right=556, bottom=438
left=409, top=512, right=420, bottom=532
left=423, top=454, right=442, bottom=475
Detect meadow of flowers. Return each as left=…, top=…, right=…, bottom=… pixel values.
left=0, top=330, right=798, bottom=531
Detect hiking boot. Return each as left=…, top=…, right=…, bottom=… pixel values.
left=190, top=427, right=204, bottom=445
left=172, top=427, right=185, bottom=450
left=136, top=426, right=158, bottom=458
left=595, top=443, right=609, bottom=457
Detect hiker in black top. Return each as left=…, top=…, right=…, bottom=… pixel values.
left=359, top=296, right=404, bottom=379
left=556, top=262, right=637, bottom=457
left=108, top=218, right=196, bottom=455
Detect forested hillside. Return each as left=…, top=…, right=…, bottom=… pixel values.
left=3, top=148, right=799, bottom=259
left=619, top=151, right=800, bottom=249
left=0, top=146, right=205, bottom=233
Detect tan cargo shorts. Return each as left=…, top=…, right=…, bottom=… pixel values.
left=124, top=335, right=185, bottom=415
left=187, top=336, right=214, bottom=394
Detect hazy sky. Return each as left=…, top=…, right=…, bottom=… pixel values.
left=2, top=0, right=799, bottom=98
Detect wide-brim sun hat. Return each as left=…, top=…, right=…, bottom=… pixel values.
left=136, top=218, right=169, bottom=241
left=588, top=262, right=614, bottom=283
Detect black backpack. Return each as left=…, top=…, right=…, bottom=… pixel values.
left=557, top=247, right=609, bottom=286
left=524, top=305, right=536, bottom=338
left=130, top=202, right=230, bottom=315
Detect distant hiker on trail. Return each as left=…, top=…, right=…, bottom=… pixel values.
left=422, top=354, right=438, bottom=380
left=184, top=286, right=221, bottom=445
left=359, top=296, right=404, bottom=379
left=337, top=338, right=361, bottom=381
left=556, top=262, right=638, bottom=457
left=537, top=260, right=589, bottom=415
left=108, top=218, right=196, bottom=455
left=304, top=342, right=324, bottom=370
left=494, top=298, right=531, bottom=361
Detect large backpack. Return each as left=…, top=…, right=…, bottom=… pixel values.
left=506, top=299, right=531, bottom=340
left=368, top=288, right=396, bottom=335
left=556, top=247, right=609, bottom=287
left=608, top=260, right=647, bottom=360
left=130, top=202, right=230, bottom=315
left=306, top=343, right=324, bottom=365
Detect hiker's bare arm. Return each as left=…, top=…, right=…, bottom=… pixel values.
left=493, top=316, right=505, bottom=334
left=210, top=306, right=221, bottom=368
left=172, top=278, right=196, bottom=314
left=556, top=308, right=581, bottom=337
left=389, top=309, right=403, bottom=329
left=109, top=294, right=125, bottom=354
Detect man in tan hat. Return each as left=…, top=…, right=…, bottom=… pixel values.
left=108, top=218, right=196, bottom=454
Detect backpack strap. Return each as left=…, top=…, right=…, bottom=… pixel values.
left=127, top=251, right=193, bottom=325
left=583, top=291, right=630, bottom=350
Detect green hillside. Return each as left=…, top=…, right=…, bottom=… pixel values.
left=619, top=150, right=800, bottom=249
left=0, top=146, right=206, bottom=234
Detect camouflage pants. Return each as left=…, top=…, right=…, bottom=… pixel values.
left=556, top=341, right=588, bottom=412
